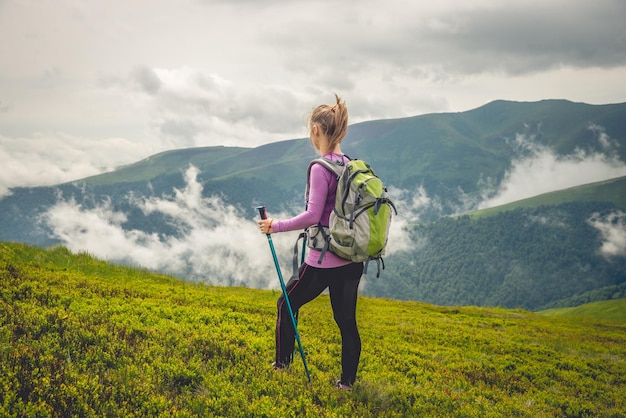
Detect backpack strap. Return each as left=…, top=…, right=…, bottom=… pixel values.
left=375, top=196, right=398, bottom=216
left=290, top=232, right=306, bottom=279
left=296, top=155, right=350, bottom=268
left=304, top=157, right=346, bottom=204
left=315, top=223, right=332, bottom=264
left=364, top=256, right=385, bottom=278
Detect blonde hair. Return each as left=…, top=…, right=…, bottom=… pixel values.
left=308, top=93, right=348, bottom=149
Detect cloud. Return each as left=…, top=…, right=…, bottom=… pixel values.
left=264, top=0, right=626, bottom=80
left=384, top=185, right=441, bottom=254
left=589, top=123, right=621, bottom=153
left=99, top=66, right=314, bottom=149
left=131, top=66, right=162, bottom=96
left=423, top=1, right=626, bottom=75
left=0, top=133, right=150, bottom=198
left=588, top=211, right=626, bottom=258
left=2, top=1, right=625, bottom=219
left=42, top=165, right=299, bottom=289
left=40, top=164, right=429, bottom=288
left=0, top=99, right=10, bottom=113
left=478, top=130, right=626, bottom=209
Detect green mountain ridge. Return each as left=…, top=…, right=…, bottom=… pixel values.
left=2, top=242, right=625, bottom=416
left=71, top=98, right=626, bottom=195
left=468, top=175, right=626, bottom=218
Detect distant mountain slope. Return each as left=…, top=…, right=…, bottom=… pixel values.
left=367, top=201, right=626, bottom=311
left=9, top=99, right=615, bottom=226
left=468, top=175, right=626, bottom=218
left=367, top=160, right=625, bottom=311
left=539, top=299, right=626, bottom=323
left=64, top=99, right=626, bottom=201
left=82, top=145, right=249, bottom=185
left=540, top=298, right=626, bottom=323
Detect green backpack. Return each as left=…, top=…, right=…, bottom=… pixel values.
left=303, top=156, right=397, bottom=276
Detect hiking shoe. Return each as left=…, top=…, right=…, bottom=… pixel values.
left=272, top=361, right=287, bottom=371
left=335, top=380, right=353, bottom=391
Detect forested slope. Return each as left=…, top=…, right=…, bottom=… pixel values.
left=374, top=202, right=626, bottom=310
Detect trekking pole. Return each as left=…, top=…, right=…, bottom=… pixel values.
left=295, top=232, right=306, bottom=325
left=257, top=206, right=311, bottom=382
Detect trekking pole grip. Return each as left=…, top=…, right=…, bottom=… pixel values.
left=256, top=205, right=267, bottom=220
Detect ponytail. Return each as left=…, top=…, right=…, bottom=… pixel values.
left=309, top=93, right=348, bottom=148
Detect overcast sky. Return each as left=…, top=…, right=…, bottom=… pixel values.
left=1, top=0, right=626, bottom=194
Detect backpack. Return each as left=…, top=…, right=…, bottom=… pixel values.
left=299, top=155, right=397, bottom=277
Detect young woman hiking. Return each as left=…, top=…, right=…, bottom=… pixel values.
left=258, top=94, right=363, bottom=390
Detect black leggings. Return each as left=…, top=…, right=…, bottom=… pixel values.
left=275, top=262, right=363, bottom=385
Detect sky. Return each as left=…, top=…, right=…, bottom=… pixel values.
left=1, top=0, right=626, bottom=195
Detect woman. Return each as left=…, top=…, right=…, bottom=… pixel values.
left=258, top=94, right=364, bottom=390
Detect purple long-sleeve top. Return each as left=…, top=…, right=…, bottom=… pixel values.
left=272, top=152, right=352, bottom=268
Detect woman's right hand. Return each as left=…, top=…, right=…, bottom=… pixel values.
left=258, top=218, right=274, bottom=235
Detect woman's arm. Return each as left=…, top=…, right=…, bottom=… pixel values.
left=263, top=164, right=331, bottom=233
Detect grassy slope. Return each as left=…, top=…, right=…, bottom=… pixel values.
left=540, top=299, right=626, bottom=323
left=78, top=146, right=249, bottom=186
left=467, top=175, right=626, bottom=219
left=1, top=242, right=625, bottom=417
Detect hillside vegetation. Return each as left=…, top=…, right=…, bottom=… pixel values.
left=2, top=242, right=625, bottom=417
left=367, top=202, right=626, bottom=310
left=540, top=298, right=626, bottom=323
left=467, top=175, right=626, bottom=219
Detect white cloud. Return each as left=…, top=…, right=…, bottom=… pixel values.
left=478, top=132, right=626, bottom=209
left=589, top=124, right=621, bottom=153
left=40, top=164, right=434, bottom=287
left=0, top=133, right=149, bottom=197
left=141, top=67, right=312, bottom=149
left=1, top=0, right=625, bottom=186
left=42, top=165, right=299, bottom=289
left=384, top=185, right=440, bottom=254
left=588, top=211, right=626, bottom=259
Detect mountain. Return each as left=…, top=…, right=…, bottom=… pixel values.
left=1, top=99, right=625, bottom=310
left=83, top=99, right=626, bottom=196
left=2, top=242, right=625, bottom=416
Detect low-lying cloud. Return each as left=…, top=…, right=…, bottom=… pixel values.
left=44, top=165, right=319, bottom=288
left=385, top=185, right=442, bottom=252
left=588, top=211, right=626, bottom=259
left=42, top=165, right=415, bottom=287
left=478, top=128, right=626, bottom=209
left=35, top=120, right=626, bottom=289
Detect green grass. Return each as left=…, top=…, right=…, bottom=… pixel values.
left=1, top=242, right=625, bottom=417
left=540, top=299, right=626, bottom=323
